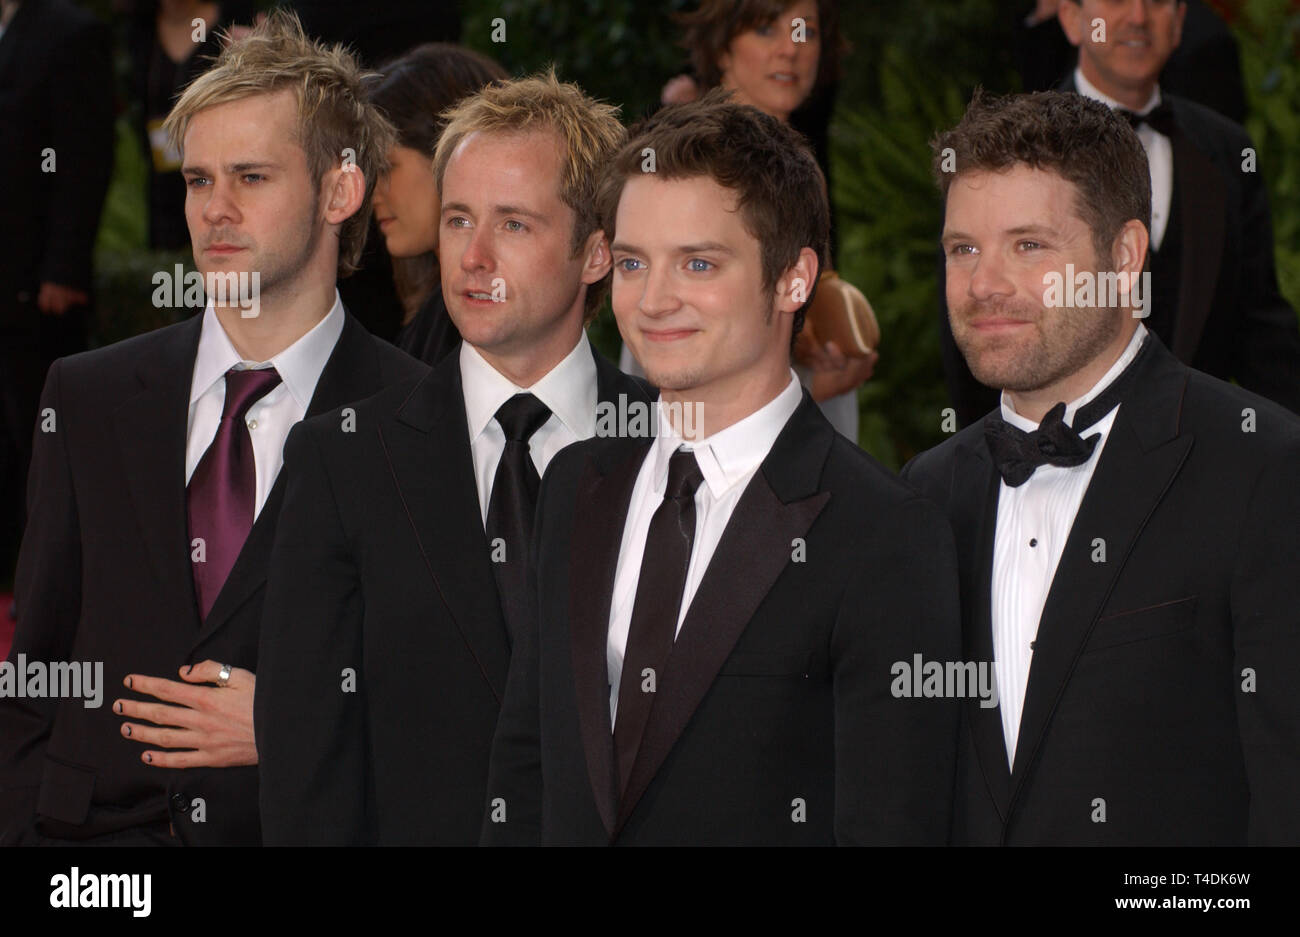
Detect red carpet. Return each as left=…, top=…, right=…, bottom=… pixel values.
left=0, top=592, right=13, bottom=660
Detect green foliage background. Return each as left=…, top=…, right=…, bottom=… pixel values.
left=91, top=0, right=1300, bottom=468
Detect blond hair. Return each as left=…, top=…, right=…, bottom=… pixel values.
left=433, top=68, right=626, bottom=319
left=162, top=10, right=396, bottom=276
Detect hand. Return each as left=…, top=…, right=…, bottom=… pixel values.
left=115, top=661, right=257, bottom=768
left=796, top=337, right=879, bottom=401
left=37, top=282, right=88, bottom=316
left=661, top=74, right=700, bottom=105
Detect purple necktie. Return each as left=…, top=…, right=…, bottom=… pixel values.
left=187, top=366, right=282, bottom=619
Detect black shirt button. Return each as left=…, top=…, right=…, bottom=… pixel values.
left=171, top=792, right=190, bottom=813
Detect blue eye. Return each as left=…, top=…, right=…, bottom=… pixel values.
left=617, top=258, right=644, bottom=273
left=504, top=219, right=526, bottom=233
left=687, top=258, right=714, bottom=272
left=186, top=177, right=208, bottom=188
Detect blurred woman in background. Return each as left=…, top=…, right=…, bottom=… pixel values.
left=365, top=43, right=507, bottom=364
left=643, top=0, right=875, bottom=442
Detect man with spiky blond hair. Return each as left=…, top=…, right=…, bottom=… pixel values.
left=0, top=10, right=424, bottom=846
left=256, top=70, right=650, bottom=844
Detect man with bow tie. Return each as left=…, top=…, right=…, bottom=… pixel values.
left=939, top=0, right=1300, bottom=426
left=904, top=89, right=1300, bottom=845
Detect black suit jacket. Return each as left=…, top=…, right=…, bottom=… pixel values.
left=0, top=0, right=114, bottom=316
left=255, top=340, right=650, bottom=844
left=904, top=337, right=1300, bottom=844
left=0, top=311, right=425, bottom=845
left=939, top=81, right=1300, bottom=424
left=482, top=392, right=962, bottom=845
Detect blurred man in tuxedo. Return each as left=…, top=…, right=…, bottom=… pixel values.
left=0, top=0, right=114, bottom=587
left=482, top=92, right=961, bottom=846
left=943, top=0, right=1300, bottom=424
left=906, top=90, right=1300, bottom=844
left=255, top=72, right=649, bottom=844
left=0, top=11, right=424, bottom=845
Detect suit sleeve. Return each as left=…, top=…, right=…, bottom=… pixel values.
left=0, top=360, right=83, bottom=843
left=479, top=460, right=554, bottom=846
left=1228, top=127, right=1300, bottom=415
left=832, top=495, right=962, bottom=845
left=39, top=17, right=115, bottom=290
left=1231, top=435, right=1300, bottom=844
left=256, top=422, right=372, bottom=844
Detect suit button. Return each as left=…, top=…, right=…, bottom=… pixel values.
left=171, top=793, right=190, bottom=813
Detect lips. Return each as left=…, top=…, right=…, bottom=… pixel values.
left=641, top=326, right=698, bottom=342
left=205, top=244, right=246, bottom=254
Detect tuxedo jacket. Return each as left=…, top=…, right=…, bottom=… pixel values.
left=255, top=341, right=650, bottom=844
left=0, top=0, right=114, bottom=318
left=939, top=84, right=1300, bottom=424
left=0, top=311, right=425, bottom=845
left=482, top=392, right=962, bottom=845
left=903, top=337, right=1300, bottom=845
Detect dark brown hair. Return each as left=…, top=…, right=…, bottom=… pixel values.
left=931, top=89, right=1152, bottom=264
left=596, top=88, right=830, bottom=339
left=679, top=0, right=845, bottom=93
left=367, top=43, right=508, bottom=158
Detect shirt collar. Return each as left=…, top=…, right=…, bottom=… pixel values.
left=190, top=290, right=346, bottom=409
left=1074, top=66, right=1162, bottom=117
left=459, top=331, right=597, bottom=442
left=650, top=370, right=802, bottom=500
left=1000, top=323, right=1148, bottom=432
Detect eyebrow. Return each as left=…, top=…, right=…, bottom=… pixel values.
left=442, top=201, right=549, bottom=222
left=181, top=161, right=282, bottom=177
left=610, top=241, right=735, bottom=255
left=941, top=224, right=1059, bottom=243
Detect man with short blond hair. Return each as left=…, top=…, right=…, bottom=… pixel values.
left=0, top=10, right=424, bottom=845
left=256, top=70, right=650, bottom=844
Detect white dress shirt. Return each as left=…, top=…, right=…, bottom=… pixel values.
left=185, top=292, right=345, bottom=519
left=1075, top=68, right=1173, bottom=251
left=991, top=324, right=1148, bottom=764
left=606, top=371, right=803, bottom=725
left=460, top=331, right=598, bottom=526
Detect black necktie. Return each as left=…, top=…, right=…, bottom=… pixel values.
left=1119, top=102, right=1177, bottom=138
left=984, top=334, right=1152, bottom=487
left=614, top=447, right=704, bottom=796
left=485, top=393, right=552, bottom=640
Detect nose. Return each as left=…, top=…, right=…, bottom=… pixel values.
left=1127, top=0, right=1150, bottom=25
left=965, top=250, right=1015, bottom=304
left=637, top=264, right=681, bottom=318
left=459, top=223, right=494, bottom=274
left=373, top=173, right=391, bottom=212
left=200, top=176, right=241, bottom=227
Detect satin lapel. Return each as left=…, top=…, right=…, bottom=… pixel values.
left=952, top=429, right=1012, bottom=818
left=1009, top=352, right=1193, bottom=797
left=1168, top=116, right=1226, bottom=363
left=114, top=316, right=203, bottom=623
left=614, top=395, right=833, bottom=834
left=381, top=358, right=512, bottom=703
left=568, top=440, right=648, bottom=838
left=195, top=314, right=383, bottom=649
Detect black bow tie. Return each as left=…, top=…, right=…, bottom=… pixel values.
left=1119, top=101, right=1177, bottom=137
left=984, top=334, right=1153, bottom=487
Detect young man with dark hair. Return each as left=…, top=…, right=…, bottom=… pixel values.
left=482, top=91, right=961, bottom=845
left=906, top=89, right=1300, bottom=845
left=942, top=0, right=1300, bottom=424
